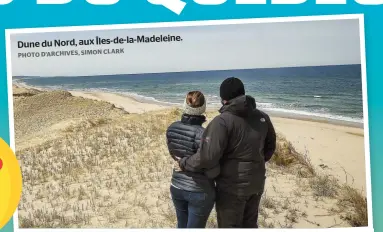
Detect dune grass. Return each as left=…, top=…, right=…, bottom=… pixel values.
left=338, top=185, right=368, bottom=227
left=269, top=132, right=367, bottom=228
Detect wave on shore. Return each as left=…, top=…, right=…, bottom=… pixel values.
left=13, top=80, right=364, bottom=125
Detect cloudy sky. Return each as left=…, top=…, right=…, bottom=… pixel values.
left=10, top=18, right=361, bottom=77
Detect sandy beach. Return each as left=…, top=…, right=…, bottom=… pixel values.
left=13, top=84, right=368, bottom=229
left=70, top=91, right=170, bottom=114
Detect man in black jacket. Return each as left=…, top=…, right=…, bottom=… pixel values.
left=178, top=77, right=277, bottom=228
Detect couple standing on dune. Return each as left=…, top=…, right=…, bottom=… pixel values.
left=166, top=77, right=277, bottom=228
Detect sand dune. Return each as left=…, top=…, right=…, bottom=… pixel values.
left=13, top=86, right=126, bottom=151
left=12, top=85, right=368, bottom=229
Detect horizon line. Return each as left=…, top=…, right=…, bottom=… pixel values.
left=13, top=63, right=361, bottom=78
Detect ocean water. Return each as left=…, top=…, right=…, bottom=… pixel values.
left=14, top=64, right=364, bottom=124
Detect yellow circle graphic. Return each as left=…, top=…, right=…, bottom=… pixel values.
left=0, top=138, right=22, bottom=229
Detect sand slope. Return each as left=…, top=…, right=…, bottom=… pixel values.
left=272, top=117, right=366, bottom=191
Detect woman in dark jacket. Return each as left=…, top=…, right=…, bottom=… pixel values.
left=166, top=91, right=218, bottom=228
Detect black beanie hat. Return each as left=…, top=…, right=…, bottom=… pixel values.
left=220, top=77, right=245, bottom=101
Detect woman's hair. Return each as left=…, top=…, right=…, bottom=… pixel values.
left=186, top=91, right=205, bottom=108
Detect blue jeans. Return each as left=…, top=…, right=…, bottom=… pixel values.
left=170, top=185, right=215, bottom=228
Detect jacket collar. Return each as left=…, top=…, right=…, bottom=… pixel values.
left=181, top=114, right=206, bottom=126
left=219, top=95, right=257, bottom=117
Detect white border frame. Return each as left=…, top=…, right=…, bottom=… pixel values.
left=5, top=14, right=373, bottom=232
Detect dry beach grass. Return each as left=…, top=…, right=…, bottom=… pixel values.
left=13, top=86, right=368, bottom=228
